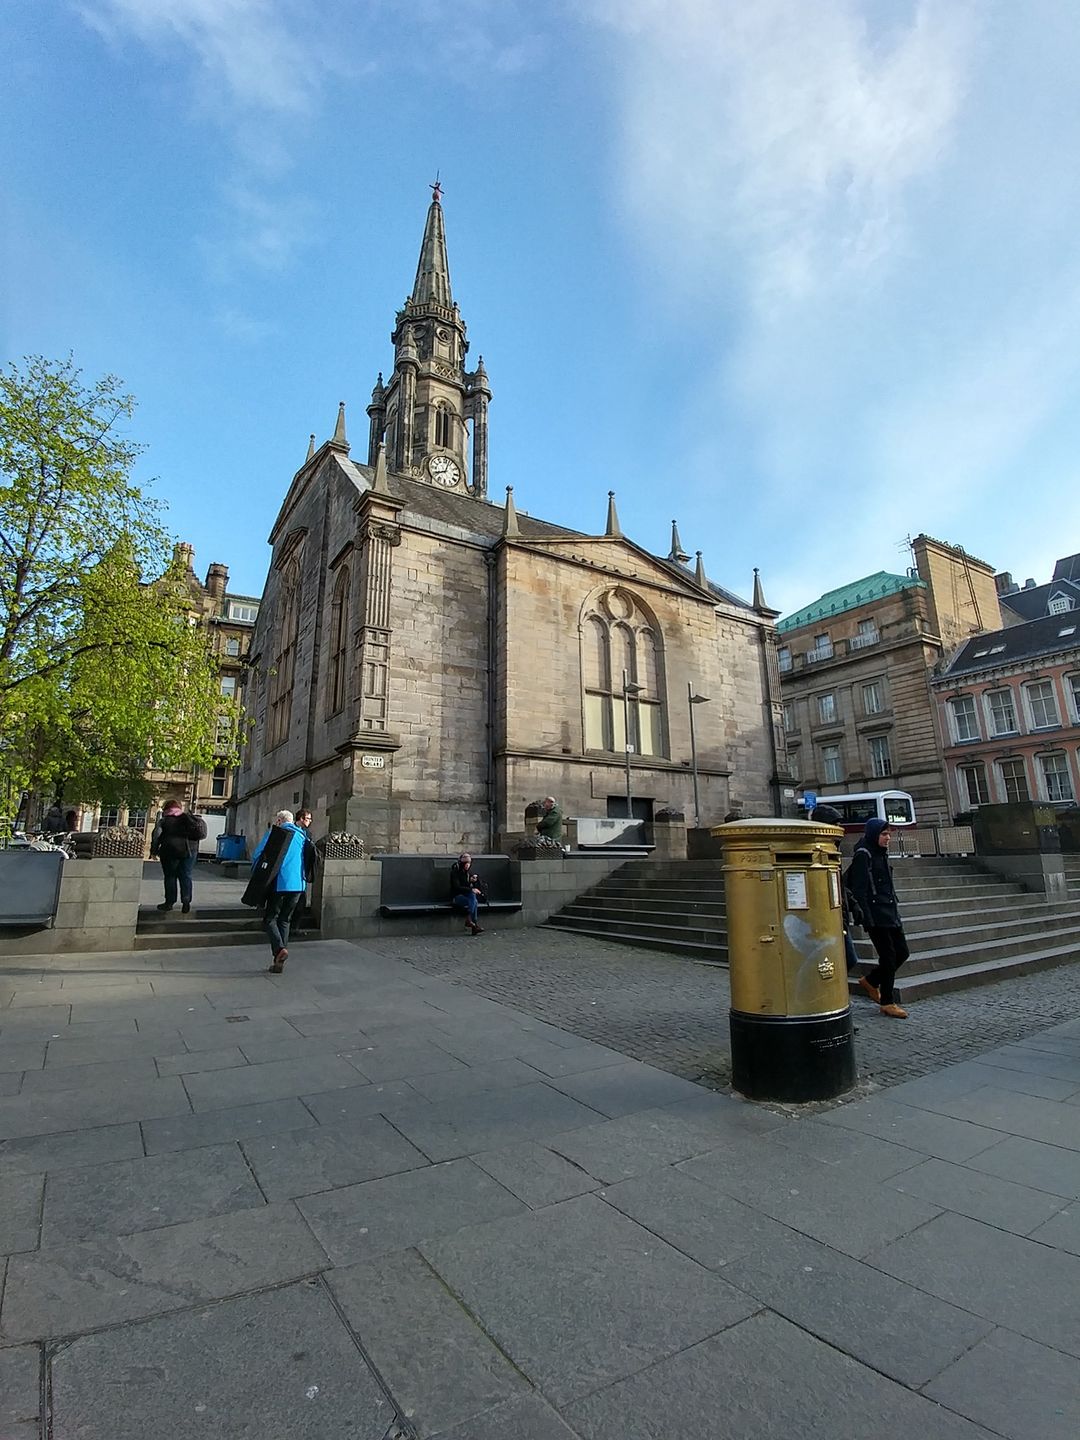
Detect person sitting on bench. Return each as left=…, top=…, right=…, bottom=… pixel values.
left=450, top=852, right=485, bottom=935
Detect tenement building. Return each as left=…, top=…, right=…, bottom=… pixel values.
left=932, top=552, right=1080, bottom=815
left=777, top=536, right=1001, bottom=825
left=234, top=189, right=786, bottom=852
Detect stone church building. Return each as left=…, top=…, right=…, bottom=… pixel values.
left=235, top=189, right=787, bottom=852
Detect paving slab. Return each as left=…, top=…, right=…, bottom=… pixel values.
left=141, top=1096, right=318, bottom=1154
left=301, top=1079, right=429, bottom=1125
left=421, top=1192, right=757, bottom=1406
left=429, top=1393, right=580, bottom=1439
left=541, top=1058, right=706, bottom=1117
left=297, top=1156, right=526, bottom=1263
left=0, top=1074, right=191, bottom=1141
left=975, top=1045, right=1080, bottom=1085
left=241, top=1116, right=429, bottom=1200
left=1, top=1202, right=329, bottom=1342
left=562, top=1310, right=996, bottom=1440
left=48, top=1281, right=392, bottom=1440
left=41, top=1142, right=266, bottom=1242
left=42, top=1032, right=182, bottom=1067
left=720, top=1227, right=993, bottom=1388
left=0, top=1121, right=144, bottom=1175
left=962, top=1133, right=1080, bottom=1198
left=679, top=1134, right=941, bottom=1259
left=1027, top=1200, right=1080, bottom=1256
left=886, top=1155, right=1068, bottom=1234
left=19, top=1055, right=160, bottom=1095
left=383, top=1082, right=604, bottom=1162
left=154, top=1045, right=248, bottom=1076
left=819, top=1096, right=1004, bottom=1162
left=342, top=1038, right=469, bottom=1084
left=0, top=1171, right=43, bottom=1255
left=181, top=1052, right=366, bottom=1111
left=0, top=1343, right=40, bottom=1438
left=923, top=1326, right=1080, bottom=1440
left=472, top=1140, right=601, bottom=1208
left=925, top=1085, right=1080, bottom=1150
left=0, top=1042, right=46, bottom=1074
left=870, top=1210, right=1080, bottom=1357
left=403, top=1057, right=551, bottom=1103
left=327, top=1248, right=529, bottom=1435
left=760, top=1114, right=924, bottom=1179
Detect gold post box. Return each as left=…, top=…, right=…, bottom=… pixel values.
left=716, top=818, right=856, bottom=1102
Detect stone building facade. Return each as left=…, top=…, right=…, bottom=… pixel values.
left=777, top=536, right=1001, bottom=826
left=235, top=192, right=785, bottom=851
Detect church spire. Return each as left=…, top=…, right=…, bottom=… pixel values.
left=411, top=178, right=453, bottom=308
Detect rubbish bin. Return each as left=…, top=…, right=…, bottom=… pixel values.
left=216, top=834, right=247, bottom=863
left=716, top=818, right=855, bottom=1102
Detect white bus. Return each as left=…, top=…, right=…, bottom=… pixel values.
left=801, top=790, right=916, bottom=832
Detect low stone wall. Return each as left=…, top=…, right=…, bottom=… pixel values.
left=0, top=858, right=142, bottom=957
left=313, top=851, right=628, bottom=940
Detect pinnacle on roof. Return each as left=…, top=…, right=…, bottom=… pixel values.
left=306, top=433, right=316, bottom=462
left=605, top=491, right=622, bottom=538
left=694, top=551, right=708, bottom=589
left=370, top=441, right=390, bottom=496
left=752, top=567, right=767, bottom=611
left=411, top=182, right=453, bottom=309
left=502, top=486, right=520, bottom=539
left=668, top=520, right=690, bottom=564
left=331, top=401, right=349, bottom=450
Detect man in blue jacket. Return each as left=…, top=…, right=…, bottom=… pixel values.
left=250, top=810, right=314, bottom=973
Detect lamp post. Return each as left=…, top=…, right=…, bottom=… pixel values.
left=688, top=682, right=711, bottom=829
left=622, top=669, right=644, bottom=818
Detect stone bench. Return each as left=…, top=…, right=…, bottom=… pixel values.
left=0, top=850, right=65, bottom=928
left=377, top=854, right=522, bottom=918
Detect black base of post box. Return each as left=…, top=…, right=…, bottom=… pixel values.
left=730, top=1009, right=856, bottom=1103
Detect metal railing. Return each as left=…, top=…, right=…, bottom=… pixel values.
left=848, top=631, right=880, bottom=650
left=805, top=645, right=834, bottom=663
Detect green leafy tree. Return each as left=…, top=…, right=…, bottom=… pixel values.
left=0, top=355, right=230, bottom=819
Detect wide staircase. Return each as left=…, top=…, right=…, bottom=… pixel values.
left=543, top=855, right=1080, bottom=998
left=135, top=903, right=320, bottom=952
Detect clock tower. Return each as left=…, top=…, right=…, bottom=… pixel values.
left=367, top=183, right=491, bottom=497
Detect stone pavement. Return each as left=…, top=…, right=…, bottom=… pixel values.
left=1, top=929, right=1079, bottom=1439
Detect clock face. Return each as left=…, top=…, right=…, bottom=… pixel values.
left=428, top=454, right=462, bottom=487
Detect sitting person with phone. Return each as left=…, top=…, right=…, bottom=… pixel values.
left=450, top=852, right=485, bottom=935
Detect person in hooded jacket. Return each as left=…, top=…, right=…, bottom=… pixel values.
left=249, top=810, right=316, bottom=973
left=847, top=817, right=910, bottom=1019
left=810, top=804, right=862, bottom=976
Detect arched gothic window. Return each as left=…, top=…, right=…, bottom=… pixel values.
left=267, top=559, right=301, bottom=749
left=328, top=567, right=350, bottom=716
left=580, top=588, right=667, bottom=758
left=434, top=402, right=452, bottom=450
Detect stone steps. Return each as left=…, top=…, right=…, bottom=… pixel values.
left=134, top=905, right=319, bottom=952
left=543, top=855, right=1080, bottom=996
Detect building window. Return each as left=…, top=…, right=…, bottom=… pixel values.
left=224, top=636, right=241, bottom=657
left=1048, top=593, right=1073, bottom=615
left=868, top=735, right=892, bottom=778
left=210, top=765, right=228, bottom=798
left=581, top=589, right=667, bottom=758
left=777, top=646, right=792, bottom=673
left=861, top=681, right=883, bottom=715
left=817, top=693, right=837, bottom=725
left=1025, top=680, right=1060, bottom=730
left=127, top=808, right=147, bottom=832
left=998, top=758, right=1029, bottom=803
left=99, top=806, right=120, bottom=828
left=215, top=714, right=233, bottom=751
left=788, top=748, right=800, bottom=780
left=958, top=763, right=989, bottom=807
left=1067, top=674, right=1080, bottom=725
left=949, top=695, right=980, bottom=742
left=327, top=568, right=351, bottom=716
left=807, top=633, right=833, bottom=662
left=986, top=688, right=1017, bottom=736
left=821, top=744, right=842, bottom=784
left=227, top=602, right=258, bottom=623
left=434, top=403, right=453, bottom=449
left=219, top=675, right=237, bottom=698
left=1038, top=752, right=1074, bottom=802
left=267, top=560, right=301, bottom=749
left=851, top=619, right=879, bottom=650
left=783, top=702, right=797, bottom=734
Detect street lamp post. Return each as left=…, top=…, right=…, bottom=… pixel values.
left=688, top=682, right=711, bottom=829
left=622, top=668, right=644, bottom=819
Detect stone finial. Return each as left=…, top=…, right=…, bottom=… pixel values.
left=669, top=520, right=690, bottom=564
left=371, top=441, right=390, bottom=495
left=694, top=551, right=708, bottom=589
left=503, top=486, right=520, bottom=539
left=331, top=401, right=349, bottom=450
left=370, top=372, right=385, bottom=402
left=752, top=566, right=768, bottom=612
left=605, top=491, right=622, bottom=538
left=306, top=433, right=316, bottom=461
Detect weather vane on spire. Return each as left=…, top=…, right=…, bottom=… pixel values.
left=430, top=172, right=443, bottom=203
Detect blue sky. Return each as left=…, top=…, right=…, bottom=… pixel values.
left=4, top=0, right=1080, bottom=613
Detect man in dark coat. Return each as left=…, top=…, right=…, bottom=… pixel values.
left=149, top=799, right=207, bottom=913
left=450, top=852, right=485, bottom=935
left=847, top=818, right=910, bottom=1018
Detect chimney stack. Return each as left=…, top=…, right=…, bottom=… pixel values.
left=206, top=563, right=229, bottom=601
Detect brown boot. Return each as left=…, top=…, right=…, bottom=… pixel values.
left=268, top=947, right=288, bottom=974
left=880, top=1002, right=908, bottom=1019
left=858, top=976, right=881, bottom=1004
